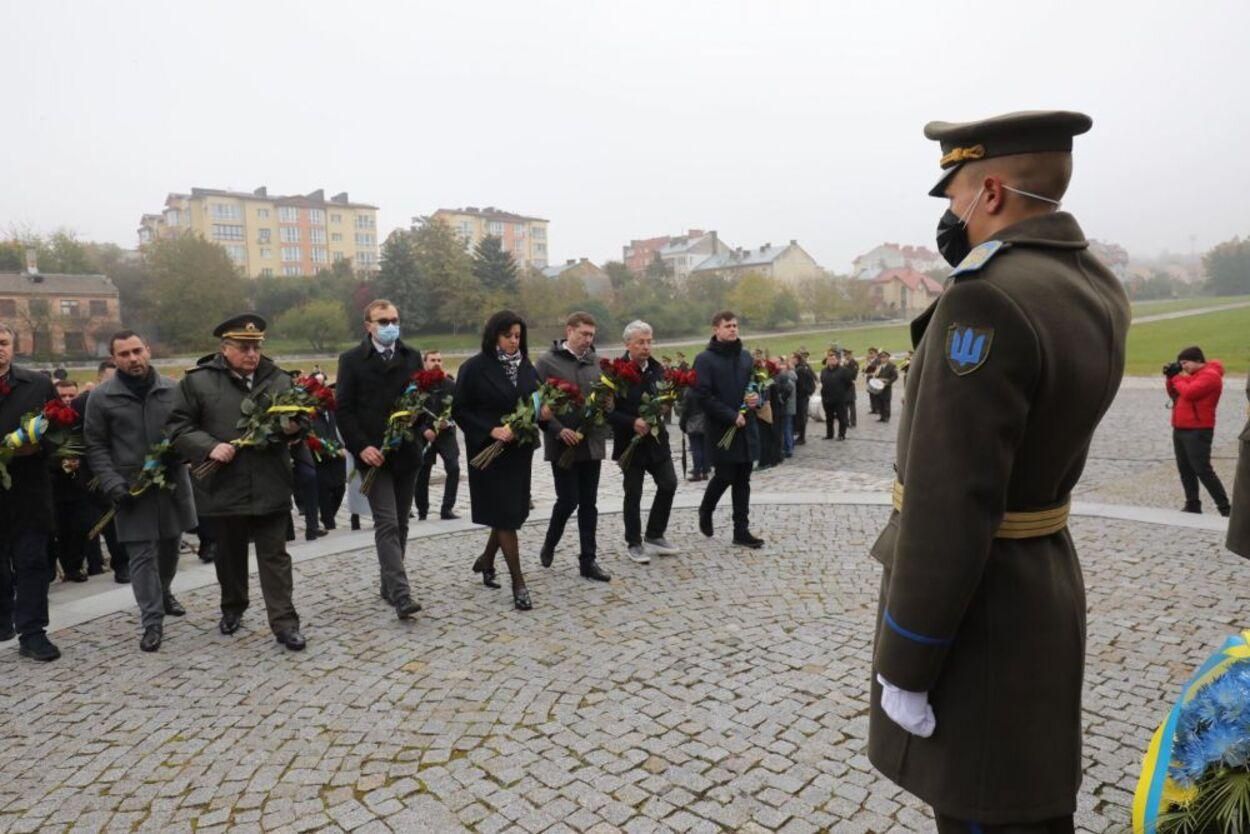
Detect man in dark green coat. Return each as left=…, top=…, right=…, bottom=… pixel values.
left=166, top=314, right=306, bottom=650
left=1227, top=376, right=1250, bottom=558
left=868, top=111, right=1131, bottom=831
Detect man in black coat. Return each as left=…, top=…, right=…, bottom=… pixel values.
left=0, top=322, right=62, bottom=660
left=607, top=320, right=680, bottom=565
left=413, top=350, right=460, bottom=522
left=876, top=351, right=900, bottom=423
left=335, top=300, right=425, bottom=620
left=73, top=360, right=131, bottom=582
left=693, top=311, right=765, bottom=548
left=820, top=353, right=855, bottom=440
left=308, top=378, right=347, bottom=531
left=792, top=352, right=817, bottom=445
left=49, top=378, right=95, bottom=582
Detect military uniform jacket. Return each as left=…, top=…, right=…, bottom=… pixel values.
left=867, top=213, right=1130, bottom=823
left=1227, top=376, right=1250, bottom=558
left=165, top=354, right=296, bottom=517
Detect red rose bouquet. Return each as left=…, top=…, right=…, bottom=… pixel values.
left=192, top=380, right=320, bottom=480
left=2, top=400, right=83, bottom=489
left=617, top=367, right=696, bottom=471
left=470, top=378, right=580, bottom=470
left=357, top=370, right=443, bottom=495
left=555, top=358, right=637, bottom=468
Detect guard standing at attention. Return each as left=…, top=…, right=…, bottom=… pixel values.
left=867, top=111, right=1130, bottom=832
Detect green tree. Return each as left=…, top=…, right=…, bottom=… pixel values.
left=1203, top=236, right=1250, bottom=295
left=278, top=299, right=352, bottom=352
left=725, top=272, right=777, bottom=326
left=472, top=235, right=519, bottom=293
left=412, top=217, right=481, bottom=331
left=768, top=288, right=801, bottom=327
left=603, top=261, right=633, bottom=293
left=144, top=235, right=248, bottom=351
left=374, top=229, right=427, bottom=330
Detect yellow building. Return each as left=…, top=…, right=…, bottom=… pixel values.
left=430, top=206, right=549, bottom=270
left=138, top=187, right=380, bottom=278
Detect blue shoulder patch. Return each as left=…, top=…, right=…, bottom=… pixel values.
left=949, top=240, right=1006, bottom=278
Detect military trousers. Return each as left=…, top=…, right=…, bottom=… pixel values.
left=212, top=511, right=299, bottom=635
left=1173, top=428, right=1231, bottom=511
left=935, top=811, right=1074, bottom=834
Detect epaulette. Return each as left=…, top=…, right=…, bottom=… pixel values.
left=948, top=240, right=1010, bottom=280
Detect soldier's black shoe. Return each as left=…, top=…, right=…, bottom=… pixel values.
left=198, top=540, right=215, bottom=563
left=0, top=624, right=16, bottom=642
left=114, top=565, right=131, bottom=583
left=219, top=614, right=241, bottom=635
left=440, top=511, right=460, bottom=520
left=64, top=570, right=88, bottom=583
left=87, top=565, right=105, bottom=576
left=140, top=625, right=163, bottom=653
left=1220, top=506, right=1231, bottom=518
left=19, top=634, right=61, bottom=662
left=1182, top=502, right=1202, bottom=514
left=733, top=533, right=765, bottom=549
left=417, top=512, right=427, bottom=521
left=699, top=508, right=713, bottom=538
left=579, top=561, right=611, bottom=582
left=395, top=598, right=422, bottom=619
left=275, top=629, right=306, bottom=651
left=350, top=514, right=361, bottom=531
left=540, top=545, right=555, bottom=568
left=163, top=594, right=186, bottom=617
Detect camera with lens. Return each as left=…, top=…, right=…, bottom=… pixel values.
left=1162, top=361, right=1182, bottom=378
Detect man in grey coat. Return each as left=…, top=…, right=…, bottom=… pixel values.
left=85, top=330, right=197, bottom=652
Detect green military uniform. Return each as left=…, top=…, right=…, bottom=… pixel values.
left=868, top=112, right=1131, bottom=826
left=1227, top=376, right=1250, bottom=558
left=165, top=314, right=303, bottom=644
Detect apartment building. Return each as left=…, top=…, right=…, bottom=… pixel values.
left=138, top=187, right=380, bottom=277
left=430, top=206, right=549, bottom=270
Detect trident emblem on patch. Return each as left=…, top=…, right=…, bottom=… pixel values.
left=945, top=324, right=994, bottom=375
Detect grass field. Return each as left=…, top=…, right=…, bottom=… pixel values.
left=1129, top=295, right=1247, bottom=317
left=1125, top=304, right=1250, bottom=376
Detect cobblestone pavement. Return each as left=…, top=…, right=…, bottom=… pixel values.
left=4, top=379, right=1245, bottom=833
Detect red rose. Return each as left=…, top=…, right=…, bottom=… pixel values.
left=42, top=400, right=79, bottom=427
left=414, top=369, right=447, bottom=391
left=306, top=434, right=324, bottom=453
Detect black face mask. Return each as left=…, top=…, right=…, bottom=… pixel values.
left=935, top=208, right=970, bottom=267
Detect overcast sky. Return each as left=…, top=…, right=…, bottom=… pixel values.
left=4, top=1, right=1248, bottom=272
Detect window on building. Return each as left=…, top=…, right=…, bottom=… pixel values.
left=356, top=251, right=376, bottom=266
left=308, top=209, right=325, bottom=226
left=331, top=232, right=343, bottom=242
left=532, top=226, right=545, bottom=241
left=64, top=332, right=86, bottom=354
left=29, top=299, right=49, bottom=317
left=257, top=208, right=270, bottom=219
left=138, top=228, right=152, bottom=244
left=59, top=299, right=81, bottom=317
left=354, top=214, right=375, bottom=229
left=536, top=243, right=547, bottom=255
left=211, top=203, right=241, bottom=220
left=310, top=228, right=326, bottom=244
left=225, top=245, right=247, bottom=263
left=458, top=221, right=472, bottom=238
left=164, top=209, right=181, bottom=226
left=354, top=233, right=374, bottom=246
left=514, top=224, right=525, bottom=238
left=0, top=299, right=16, bottom=317
left=282, top=265, right=301, bottom=276
left=260, top=247, right=273, bottom=259
left=89, top=300, right=108, bottom=317
left=333, top=252, right=346, bottom=262
left=280, top=227, right=301, bottom=243
left=278, top=206, right=300, bottom=223
left=258, top=228, right=272, bottom=244
left=260, top=268, right=274, bottom=277
left=312, top=247, right=328, bottom=264
left=330, top=213, right=342, bottom=223
left=281, top=247, right=301, bottom=262
left=488, top=221, right=503, bottom=235
left=212, top=224, right=245, bottom=241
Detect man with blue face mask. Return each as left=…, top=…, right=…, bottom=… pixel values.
left=866, top=111, right=1131, bottom=833
left=335, top=299, right=427, bottom=621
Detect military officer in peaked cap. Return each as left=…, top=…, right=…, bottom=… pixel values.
left=866, top=112, right=1131, bottom=831
left=166, top=313, right=308, bottom=650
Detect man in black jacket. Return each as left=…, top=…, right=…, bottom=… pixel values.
left=167, top=314, right=307, bottom=650
left=0, top=322, right=62, bottom=660
left=876, top=351, right=900, bottom=423
left=607, top=320, right=680, bottom=565
left=414, top=350, right=460, bottom=522
left=693, top=311, right=765, bottom=548
left=73, top=360, right=131, bottom=582
left=820, top=353, right=854, bottom=440
left=335, top=300, right=426, bottom=619
left=792, top=352, right=817, bottom=445
left=50, top=378, right=95, bottom=582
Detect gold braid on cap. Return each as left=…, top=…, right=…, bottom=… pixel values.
left=939, top=144, right=985, bottom=168
left=222, top=321, right=264, bottom=341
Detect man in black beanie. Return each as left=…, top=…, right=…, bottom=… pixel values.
left=1165, top=345, right=1231, bottom=515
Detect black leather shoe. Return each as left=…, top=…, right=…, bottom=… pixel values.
left=1182, top=502, right=1202, bottom=514
left=440, top=511, right=461, bottom=520
left=0, top=624, right=16, bottom=642
left=472, top=555, right=501, bottom=589
left=350, top=514, right=361, bottom=531
left=275, top=629, right=306, bottom=651
left=1220, top=506, right=1232, bottom=518
left=513, top=587, right=533, bottom=611
left=163, top=594, right=186, bottom=617
left=87, top=565, right=105, bottom=576
left=395, top=598, right=422, bottom=619
left=417, top=512, right=428, bottom=521
left=219, top=614, right=241, bottom=635
left=19, top=634, right=61, bottom=662
left=140, top=625, right=163, bottom=653
left=64, top=570, right=89, bottom=583
left=114, top=566, right=131, bottom=583
left=733, top=533, right=765, bottom=549
left=540, top=545, right=555, bottom=568
left=324, top=520, right=336, bottom=530
left=699, top=508, right=713, bottom=538
left=198, top=542, right=215, bottom=563
left=579, top=561, right=612, bottom=582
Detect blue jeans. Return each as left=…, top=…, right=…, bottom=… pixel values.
left=688, top=433, right=708, bottom=476
left=782, top=415, right=795, bottom=456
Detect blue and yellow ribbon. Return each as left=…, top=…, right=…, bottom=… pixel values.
left=3, top=414, right=48, bottom=450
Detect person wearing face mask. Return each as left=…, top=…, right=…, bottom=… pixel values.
left=335, top=300, right=427, bottom=621
left=866, top=111, right=1130, bottom=833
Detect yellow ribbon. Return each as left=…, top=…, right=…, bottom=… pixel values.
left=388, top=410, right=414, bottom=423
left=266, top=405, right=316, bottom=415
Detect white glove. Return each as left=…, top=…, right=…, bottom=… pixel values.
left=877, top=674, right=936, bottom=738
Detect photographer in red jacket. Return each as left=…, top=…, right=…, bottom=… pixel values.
left=1165, top=345, right=1231, bottom=516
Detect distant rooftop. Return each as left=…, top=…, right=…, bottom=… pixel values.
left=0, top=272, right=118, bottom=296
left=177, top=187, right=377, bottom=210
left=434, top=206, right=548, bottom=224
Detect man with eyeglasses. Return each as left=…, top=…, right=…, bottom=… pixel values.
left=335, top=300, right=427, bottom=620
left=167, top=314, right=308, bottom=651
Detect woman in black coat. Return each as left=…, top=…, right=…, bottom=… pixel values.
left=452, top=311, right=545, bottom=611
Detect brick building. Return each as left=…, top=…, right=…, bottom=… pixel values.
left=0, top=270, right=122, bottom=358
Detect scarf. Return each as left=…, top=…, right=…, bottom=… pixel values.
left=497, top=349, right=522, bottom=387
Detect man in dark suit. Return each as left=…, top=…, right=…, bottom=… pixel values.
left=0, top=322, right=62, bottom=660
left=414, top=350, right=460, bottom=522
left=335, top=300, right=425, bottom=620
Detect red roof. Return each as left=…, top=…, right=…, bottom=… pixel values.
left=871, top=267, right=943, bottom=294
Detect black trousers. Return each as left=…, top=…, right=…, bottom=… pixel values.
left=795, top=395, right=810, bottom=441
left=1174, top=427, right=1231, bottom=510
left=293, top=459, right=319, bottom=536
left=212, top=511, right=299, bottom=635
left=54, top=499, right=94, bottom=575
left=935, top=811, right=1074, bottom=833
left=878, top=388, right=893, bottom=421
left=622, top=453, right=677, bottom=546
left=317, top=476, right=345, bottom=528
left=415, top=430, right=460, bottom=516
left=0, top=528, right=51, bottom=638
left=701, top=461, right=752, bottom=535
left=544, top=460, right=601, bottom=563
left=85, top=516, right=127, bottom=574
left=847, top=393, right=857, bottom=427
left=868, top=391, right=880, bottom=414
left=823, top=399, right=848, bottom=439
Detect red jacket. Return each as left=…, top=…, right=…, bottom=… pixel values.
left=1167, top=359, right=1225, bottom=429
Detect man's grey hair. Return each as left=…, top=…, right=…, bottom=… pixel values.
left=0, top=322, right=16, bottom=341
left=622, top=320, right=653, bottom=344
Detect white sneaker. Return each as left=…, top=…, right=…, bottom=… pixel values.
left=644, top=537, right=680, bottom=556
left=626, top=544, right=651, bottom=564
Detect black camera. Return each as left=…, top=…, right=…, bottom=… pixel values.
left=1163, top=362, right=1182, bottom=378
